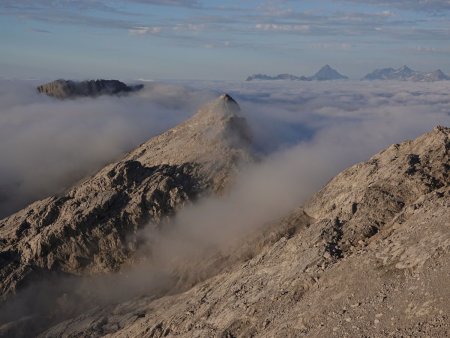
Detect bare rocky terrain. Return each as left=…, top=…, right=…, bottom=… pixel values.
left=37, top=79, right=143, bottom=99
left=29, top=125, right=448, bottom=338
left=0, top=94, right=252, bottom=300
left=0, top=92, right=448, bottom=337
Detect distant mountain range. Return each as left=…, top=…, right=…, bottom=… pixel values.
left=246, top=65, right=348, bottom=81
left=247, top=65, right=450, bottom=82
left=362, top=66, right=450, bottom=82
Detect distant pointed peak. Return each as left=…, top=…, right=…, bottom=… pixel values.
left=312, top=65, right=348, bottom=80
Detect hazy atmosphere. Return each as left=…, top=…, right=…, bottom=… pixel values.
left=1, top=1, right=449, bottom=337
left=1, top=79, right=449, bottom=218
left=1, top=78, right=449, bottom=328
left=2, top=0, right=450, bottom=79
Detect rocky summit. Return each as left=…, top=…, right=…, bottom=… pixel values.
left=36, top=79, right=143, bottom=99
left=0, top=92, right=449, bottom=337
left=309, top=64, right=348, bottom=81
left=0, top=94, right=253, bottom=301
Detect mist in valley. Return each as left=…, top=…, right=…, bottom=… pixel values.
left=1, top=79, right=450, bottom=332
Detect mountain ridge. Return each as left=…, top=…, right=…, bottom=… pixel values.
left=0, top=94, right=253, bottom=300
left=246, top=65, right=348, bottom=81
left=362, top=66, right=450, bottom=82
left=35, top=125, right=450, bottom=337
left=0, top=88, right=448, bottom=336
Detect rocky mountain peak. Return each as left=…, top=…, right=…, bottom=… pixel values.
left=399, top=65, right=412, bottom=71
left=363, top=66, right=450, bottom=82
left=312, top=65, right=349, bottom=80
left=126, top=94, right=253, bottom=172
left=198, top=93, right=241, bottom=118
left=397, top=65, right=415, bottom=76
left=219, top=93, right=237, bottom=103
left=0, top=94, right=254, bottom=301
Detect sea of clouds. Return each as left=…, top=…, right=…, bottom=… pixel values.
left=1, top=79, right=449, bottom=218
left=1, top=78, right=450, bottom=330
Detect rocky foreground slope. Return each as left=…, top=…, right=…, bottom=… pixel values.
left=0, top=94, right=252, bottom=300
left=0, top=90, right=448, bottom=337
left=36, top=126, right=449, bottom=337
left=37, top=79, right=143, bottom=98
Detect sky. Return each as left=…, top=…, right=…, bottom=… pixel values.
left=1, top=0, right=450, bottom=80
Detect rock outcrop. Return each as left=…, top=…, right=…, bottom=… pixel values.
left=35, top=126, right=449, bottom=337
left=37, top=79, right=143, bottom=98
left=0, top=94, right=253, bottom=299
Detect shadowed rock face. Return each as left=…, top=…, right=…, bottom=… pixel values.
left=30, top=127, right=450, bottom=338
left=37, top=79, right=143, bottom=98
left=0, top=94, right=253, bottom=300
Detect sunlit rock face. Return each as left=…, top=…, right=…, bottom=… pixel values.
left=0, top=94, right=253, bottom=299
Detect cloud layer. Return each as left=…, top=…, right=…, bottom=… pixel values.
left=1, top=79, right=449, bottom=331
left=1, top=79, right=449, bottom=221
left=0, top=80, right=214, bottom=218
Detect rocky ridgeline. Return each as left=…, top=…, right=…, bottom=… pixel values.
left=0, top=94, right=253, bottom=300
left=38, top=127, right=450, bottom=337
left=0, top=90, right=448, bottom=337
left=36, top=79, right=143, bottom=98
left=246, top=65, right=348, bottom=81
left=362, top=66, right=450, bottom=82
left=247, top=65, right=450, bottom=82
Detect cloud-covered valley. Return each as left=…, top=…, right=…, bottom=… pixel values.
left=1, top=79, right=450, bottom=330
left=1, top=79, right=450, bottom=220
left=0, top=80, right=213, bottom=218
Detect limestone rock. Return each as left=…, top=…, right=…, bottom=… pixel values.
left=36, top=126, right=449, bottom=338
left=0, top=94, right=253, bottom=299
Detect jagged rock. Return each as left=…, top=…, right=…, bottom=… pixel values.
left=36, top=79, right=143, bottom=99
left=0, top=94, right=253, bottom=299
left=36, top=127, right=449, bottom=337
left=304, top=125, right=449, bottom=254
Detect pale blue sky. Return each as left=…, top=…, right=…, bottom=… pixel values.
left=1, top=0, right=450, bottom=80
